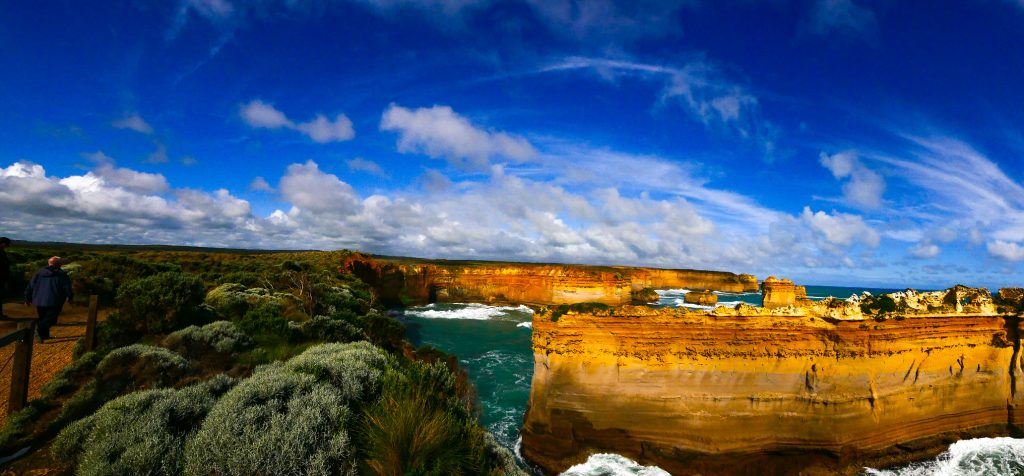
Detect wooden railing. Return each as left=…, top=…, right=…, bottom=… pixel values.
left=0, top=295, right=98, bottom=414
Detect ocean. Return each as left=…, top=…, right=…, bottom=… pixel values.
left=400, top=286, right=1024, bottom=476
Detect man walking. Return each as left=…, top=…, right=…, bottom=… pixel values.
left=24, top=256, right=73, bottom=342
left=0, top=237, right=10, bottom=318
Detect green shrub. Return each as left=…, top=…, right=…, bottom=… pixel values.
left=163, top=321, right=253, bottom=356
left=860, top=295, right=898, bottom=316
left=237, top=301, right=290, bottom=338
left=0, top=400, right=53, bottom=452
left=52, top=375, right=236, bottom=476
left=288, top=316, right=365, bottom=345
left=57, top=345, right=190, bottom=425
left=285, top=342, right=395, bottom=406
left=183, top=365, right=356, bottom=476
left=71, top=255, right=181, bottom=305
left=359, top=361, right=496, bottom=476
left=117, top=272, right=208, bottom=334
left=358, top=310, right=406, bottom=352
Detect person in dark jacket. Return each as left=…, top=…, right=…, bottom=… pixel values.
left=0, top=237, right=10, bottom=318
left=24, top=256, right=73, bottom=342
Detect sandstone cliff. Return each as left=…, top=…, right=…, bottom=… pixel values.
left=340, top=254, right=758, bottom=307
left=522, top=286, right=1024, bottom=475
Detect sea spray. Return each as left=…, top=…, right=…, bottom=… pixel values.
left=559, top=454, right=671, bottom=476
left=863, top=437, right=1024, bottom=476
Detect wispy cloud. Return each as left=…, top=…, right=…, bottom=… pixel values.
left=112, top=113, right=154, bottom=135
left=347, top=158, right=390, bottom=178
left=240, top=100, right=355, bottom=143
left=539, top=56, right=781, bottom=161
left=803, top=0, right=879, bottom=44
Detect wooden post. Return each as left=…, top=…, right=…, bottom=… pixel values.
left=7, top=323, right=34, bottom=414
left=85, top=295, right=99, bottom=352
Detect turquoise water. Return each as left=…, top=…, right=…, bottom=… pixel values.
left=401, top=286, right=1018, bottom=475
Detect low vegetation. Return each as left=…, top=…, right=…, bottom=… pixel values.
left=0, top=245, right=520, bottom=475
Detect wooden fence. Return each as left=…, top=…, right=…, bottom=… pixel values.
left=0, top=295, right=98, bottom=414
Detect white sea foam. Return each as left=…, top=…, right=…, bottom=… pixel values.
left=863, top=437, right=1024, bottom=476
left=406, top=303, right=533, bottom=320
left=517, top=321, right=532, bottom=329
left=559, top=453, right=671, bottom=476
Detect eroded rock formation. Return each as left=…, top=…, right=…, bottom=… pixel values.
left=340, top=254, right=757, bottom=306
left=522, top=285, right=1024, bottom=475
left=683, top=290, right=717, bottom=306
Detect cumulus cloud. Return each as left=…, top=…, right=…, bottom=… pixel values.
left=380, top=104, right=536, bottom=171
left=541, top=57, right=779, bottom=160
left=800, top=207, right=880, bottom=248
left=988, top=240, right=1024, bottom=262
left=112, top=113, right=154, bottom=135
left=1, top=153, right=888, bottom=275
left=239, top=100, right=354, bottom=143
left=804, top=0, right=878, bottom=42
left=819, top=150, right=885, bottom=209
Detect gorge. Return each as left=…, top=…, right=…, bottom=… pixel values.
left=520, top=285, right=1024, bottom=475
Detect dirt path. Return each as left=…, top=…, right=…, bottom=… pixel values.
left=0, top=301, right=109, bottom=421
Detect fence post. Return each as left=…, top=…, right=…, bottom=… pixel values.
left=7, top=323, right=34, bottom=414
left=85, top=295, right=99, bottom=352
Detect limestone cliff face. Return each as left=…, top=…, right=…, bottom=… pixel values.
left=341, top=255, right=758, bottom=306
left=521, top=291, right=1024, bottom=475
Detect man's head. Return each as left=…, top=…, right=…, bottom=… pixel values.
left=0, top=237, right=9, bottom=249
left=48, top=256, right=62, bottom=267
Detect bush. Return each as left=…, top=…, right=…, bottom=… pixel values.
left=359, top=361, right=497, bottom=476
left=58, top=345, right=190, bottom=424
left=0, top=400, right=53, bottom=452
left=285, top=342, right=395, bottom=406
left=71, top=255, right=181, bottom=305
left=289, top=316, right=365, bottom=344
left=183, top=365, right=356, bottom=476
left=163, top=321, right=253, bottom=356
left=117, top=272, right=208, bottom=335
left=52, top=375, right=236, bottom=476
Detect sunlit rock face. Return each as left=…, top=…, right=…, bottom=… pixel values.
left=521, top=287, right=1024, bottom=475
left=341, top=254, right=758, bottom=306
left=683, top=289, right=717, bottom=305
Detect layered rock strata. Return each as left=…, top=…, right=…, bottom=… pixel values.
left=341, top=254, right=757, bottom=306
left=522, top=286, right=1024, bottom=475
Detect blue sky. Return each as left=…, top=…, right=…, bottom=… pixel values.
left=2, top=0, right=1024, bottom=288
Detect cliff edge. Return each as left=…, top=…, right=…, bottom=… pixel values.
left=521, top=284, right=1024, bottom=475
left=340, top=254, right=757, bottom=307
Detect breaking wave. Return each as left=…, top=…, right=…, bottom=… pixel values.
left=863, top=437, right=1024, bottom=476
left=405, top=302, right=533, bottom=320
left=559, top=454, right=671, bottom=476
left=516, top=321, right=532, bottom=329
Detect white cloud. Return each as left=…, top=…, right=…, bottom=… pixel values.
left=805, top=0, right=878, bottom=42
left=347, top=158, right=389, bottom=178
left=82, top=151, right=170, bottom=193
left=380, top=104, right=536, bottom=171
left=800, top=207, right=880, bottom=248
left=819, top=150, right=885, bottom=209
left=988, top=240, right=1024, bottom=262
left=294, top=114, right=355, bottom=143
left=240, top=100, right=290, bottom=128
left=239, top=100, right=354, bottom=143
left=112, top=113, right=154, bottom=135
left=908, top=242, right=941, bottom=259
left=278, top=161, right=359, bottom=214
